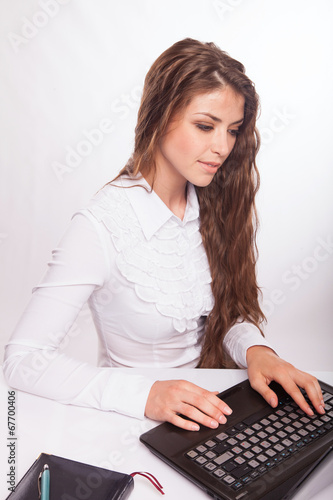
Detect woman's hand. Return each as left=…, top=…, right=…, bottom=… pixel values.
left=145, top=379, right=233, bottom=431
left=246, top=346, right=325, bottom=416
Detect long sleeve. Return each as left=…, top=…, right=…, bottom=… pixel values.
left=223, top=321, right=276, bottom=369
left=3, top=213, right=154, bottom=419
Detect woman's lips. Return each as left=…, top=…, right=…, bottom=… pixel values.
left=198, top=161, right=220, bottom=174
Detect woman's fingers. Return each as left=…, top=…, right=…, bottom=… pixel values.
left=145, top=379, right=233, bottom=430
left=247, top=346, right=325, bottom=416
left=278, top=369, right=325, bottom=415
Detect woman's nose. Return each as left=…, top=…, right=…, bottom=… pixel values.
left=211, top=131, right=231, bottom=157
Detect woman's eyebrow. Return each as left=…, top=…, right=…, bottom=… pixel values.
left=194, top=112, right=244, bottom=125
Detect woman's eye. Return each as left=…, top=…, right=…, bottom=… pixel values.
left=229, top=129, right=240, bottom=137
left=196, top=124, right=213, bottom=132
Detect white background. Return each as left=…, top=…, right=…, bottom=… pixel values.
left=0, top=0, right=332, bottom=370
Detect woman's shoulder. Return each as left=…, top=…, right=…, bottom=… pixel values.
left=78, top=176, right=142, bottom=235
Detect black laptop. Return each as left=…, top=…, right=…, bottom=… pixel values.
left=140, top=378, right=333, bottom=500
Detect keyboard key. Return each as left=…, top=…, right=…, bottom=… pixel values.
left=223, top=475, right=235, bottom=485
left=227, top=438, right=238, bottom=446
left=323, top=392, right=333, bottom=402
left=257, top=431, right=268, bottom=439
left=249, top=436, right=260, bottom=444
left=306, top=424, right=316, bottom=432
left=205, top=451, right=217, bottom=459
left=248, top=459, right=260, bottom=468
left=232, top=446, right=242, bottom=455
left=215, top=432, right=228, bottom=441
left=293, top=421, right=302, bottom=429
left=277, top=430, right=287, bottom=439
left=268, top=436, right=279, bottom=444
left=282, top=439, right=293, bottom=447
left=196, top=445, right=207, bottom=453
left=252, top=423, right=262, bottom=431
left=240, top=441, right=251, bottom=449
left=258, top=465, right=267, bottom=474
left=195, top=456, right=207, bottom=465
left=213, top=468, right=225, bottom=478
left=232, top=481, right=244, bottom=490
left=214, top=451, right=234, bottom=466
left=243, top=451, right=255, bottom=459
left=252, top=446, right=263, bottom=454
left=285, top=426, right=295, bottom=434
left=235, top=433, right=246, bottom=441
left=186, top=450, right=198, bottom=459
left=268, top=414, right=278, bottom=422
left=260, top=419, right=270, bottom=426
left=204, top=462, right=217, bottom=471
left=234, top=456, right=246, bottom=465
left=232, top=464, right=252, bottom=479
left=274, top=444, right=284, bottom=452
left=250, top=471, right=260, bottom=479
left=205, top=440, right=216, bottom=448
left=242, top=475, right=253, bottom=485
left=276, top=410, right=285, bottom=417
left=266, top=449, right=276, bottom=457
left=265, top=426, right=275, bottom=434
left=298, top=429, right=308, bottom=437
left=224, top=461, right=237, bottom=472
left=257, top=454, right=268, bottom=463
left=227, top=427, right=238, bottom=436
left=282, top=417, right=291, bottom=425
left=244, top=427, right=255, bottom=436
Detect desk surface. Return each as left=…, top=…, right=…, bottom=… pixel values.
left=1, top=369, right=332, bottom=499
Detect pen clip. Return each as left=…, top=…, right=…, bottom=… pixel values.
left=38, top=464, right=49, bottom=499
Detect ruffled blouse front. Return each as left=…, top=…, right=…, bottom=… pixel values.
left=83, top=176, right=214, bottom=368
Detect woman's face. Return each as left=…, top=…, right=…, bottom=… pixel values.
left=155, top=86, right=245, bottom=188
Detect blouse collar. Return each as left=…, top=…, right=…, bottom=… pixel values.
left=120, top=176, right=200, bottom=240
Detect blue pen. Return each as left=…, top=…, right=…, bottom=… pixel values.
left=38, top=464, right=50, bottom=500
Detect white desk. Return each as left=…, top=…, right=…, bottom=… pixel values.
left=1, top=369, right=332, bottom=499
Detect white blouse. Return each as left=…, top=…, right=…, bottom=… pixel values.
left=3, top=176, right=273, bottom=419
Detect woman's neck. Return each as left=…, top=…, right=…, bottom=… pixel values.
left=144, top=169, right=188, bottom=220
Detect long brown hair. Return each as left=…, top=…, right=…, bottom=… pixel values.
left=116, top=38, right=266, bottom=368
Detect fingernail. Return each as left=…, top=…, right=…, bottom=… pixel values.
left=270, top=397, right=277, bottom=407
left=319, top=405, right=325, bottom=414
left=211, top=420, right=219, bottom=429
left=223, top=406, right=232, bottom=415
left=191, top=424, right=200, bottom=431
left=219, top=414, right=227, bottom=424
left=307, top=407, right=314, bottom=416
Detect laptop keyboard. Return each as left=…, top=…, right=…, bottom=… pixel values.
left=185, top=388, right=333, bottom=492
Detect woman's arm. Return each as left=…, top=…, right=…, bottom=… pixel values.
left=3, top=214, right=154, bottom=419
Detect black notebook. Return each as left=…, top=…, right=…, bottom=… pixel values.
left=140, top=378, right=333, bottom=500
left=6, top=453, right=134, bottom=500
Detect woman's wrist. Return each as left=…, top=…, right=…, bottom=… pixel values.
left=246, top=345, right=278, bottom=366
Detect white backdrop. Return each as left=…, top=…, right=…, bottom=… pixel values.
left=1, top=0, right=332, bottom=370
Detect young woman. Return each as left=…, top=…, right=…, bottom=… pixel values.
left=3, top=38, right=325, bottom=431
